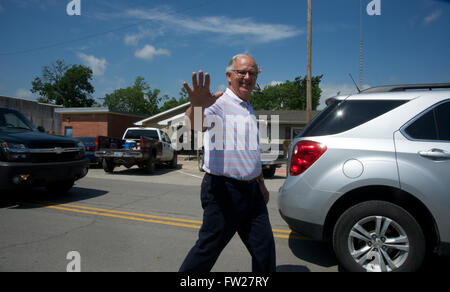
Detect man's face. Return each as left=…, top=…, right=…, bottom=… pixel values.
left=226, top=56, right=258, bottom=101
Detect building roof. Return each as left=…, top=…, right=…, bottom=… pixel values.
left=55, top=107, right=148, bottom=118
left=135, top=100, right=322, bottom=127
left=0, top=95, right=63, bottom=108
left=135, top=102, right=190, bottom=126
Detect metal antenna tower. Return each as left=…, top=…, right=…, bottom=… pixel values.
left=359, top=0, right=364, bottom=89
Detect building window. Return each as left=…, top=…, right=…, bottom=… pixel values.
left=64, top=126, right=73, bottom=137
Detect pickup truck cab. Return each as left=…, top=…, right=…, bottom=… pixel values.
left=95, top=127, right=177, bottom=174
left=0, top=107, right=89, bottom=194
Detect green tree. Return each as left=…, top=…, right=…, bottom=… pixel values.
left=159, top=87, right=190, bottom=112
left=31, top=59, right=95, bottom=107
left=103, top=76, right=165, bottom=116
left=250, top=75, right=323, bottom=110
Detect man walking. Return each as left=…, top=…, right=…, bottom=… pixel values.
left=179, top=54, right=276, bottom=272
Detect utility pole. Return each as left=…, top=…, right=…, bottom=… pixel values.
left=306, top=0, right=312, bottom=123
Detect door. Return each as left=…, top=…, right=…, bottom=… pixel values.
left=160, top=131, right=173, bottom=161
left=394, top=100, right=450, bottom=242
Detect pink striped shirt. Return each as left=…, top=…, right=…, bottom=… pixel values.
left=202, top=88, right=261, bottom=180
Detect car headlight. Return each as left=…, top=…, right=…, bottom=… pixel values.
left=1, top=142, right=26, bottom=150
left=10, top=143, right=27, bottom=150
left=1, top=142, right=30, bottom=161
left=76, top=141, right=86, bottom=159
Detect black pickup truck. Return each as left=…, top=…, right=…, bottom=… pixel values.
left=0, top=107, right=89, bottom=193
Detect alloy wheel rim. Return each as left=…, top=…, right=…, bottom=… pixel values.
left=347, top=215, right=410, bottom=272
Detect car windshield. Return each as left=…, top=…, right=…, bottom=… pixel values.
left=0, top=108, right=36, bottom=132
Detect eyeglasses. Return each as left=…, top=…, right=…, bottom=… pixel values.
left=232, top=70, right=258, bottom=77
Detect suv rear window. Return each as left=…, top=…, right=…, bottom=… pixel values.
left=299, top=99, right=408, bottom=137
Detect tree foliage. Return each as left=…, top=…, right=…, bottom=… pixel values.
left=31, top=59, right=95, bottom=107
left=104, top=80, right=190, bottom=116
left=159, top=87, right=189, bottom=112
left=103, top=77, right=166, bottom=116
left=250, top=75, right=323, bottom=111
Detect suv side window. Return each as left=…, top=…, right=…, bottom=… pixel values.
left=404, top=100, right=450, bottom=142
left=435, top=102, right=450, bottom=141
left=162, top=132, right=171, bottom=143
left=300, top=100, right=408, bottom=137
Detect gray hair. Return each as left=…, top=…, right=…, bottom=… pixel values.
left=225, top=54, right=258, bottom=73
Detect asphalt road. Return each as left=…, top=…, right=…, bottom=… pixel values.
left=1, top=160, right=448, bottom=272
left=0, top=160, right=339, bottom=272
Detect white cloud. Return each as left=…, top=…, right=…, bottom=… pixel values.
left=15, top=88, right=34, bottom=99
left=77, top=53, right=107, bottom=76
left=424, top=10, right=442, bottom=25
left=124, top=34, right=140, bottom=46
left=125, top=8, right=301, bottom=44
left=134, top=44, right=170, bottom=61
left=124, top=26, right=165, bottom=46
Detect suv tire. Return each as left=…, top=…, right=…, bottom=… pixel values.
left=332, top=200, right=426, bottom=272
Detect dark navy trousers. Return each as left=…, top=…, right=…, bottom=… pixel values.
left=179, top=173, right=276, bottom=272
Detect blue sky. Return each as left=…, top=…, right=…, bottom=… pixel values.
left=1, top=0, right=449, bottom=110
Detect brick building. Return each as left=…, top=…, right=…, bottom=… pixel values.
left=55, top=108, right=148, bottom=138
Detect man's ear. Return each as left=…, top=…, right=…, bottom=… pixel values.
left=226, top=72, right=232, bottom=84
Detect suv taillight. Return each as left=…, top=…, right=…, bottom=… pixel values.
left=290, top=140, right=327, bottom=176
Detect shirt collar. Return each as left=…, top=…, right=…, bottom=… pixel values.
left=225, top=88, right=250, bottom=107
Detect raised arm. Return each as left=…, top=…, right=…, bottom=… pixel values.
left=184, top=71, right=222, bottom=132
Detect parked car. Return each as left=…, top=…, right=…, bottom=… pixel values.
left=74, top=137, right=101, bottom=167
left=278, top=83, right=450, bottom=272
left=0, top=107, right=89, bottom=193
left=95, top=127, right=177, bottom=174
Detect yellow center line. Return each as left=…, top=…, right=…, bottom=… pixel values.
left=60, top=203, right=203, bottom=224
left=35, top=202, right=301, bottom=239
left=45, top=205, right=202, bottom=229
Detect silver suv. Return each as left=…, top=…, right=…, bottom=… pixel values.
left=278, top=84, right=450, bottom=272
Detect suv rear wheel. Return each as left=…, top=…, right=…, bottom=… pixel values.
left=332, top=200, right=426, bottom=272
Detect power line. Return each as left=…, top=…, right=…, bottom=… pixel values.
left=0, top=0, right=217, bottom=56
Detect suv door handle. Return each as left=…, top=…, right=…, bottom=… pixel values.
left=419, top=149, right=450, bottom=160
